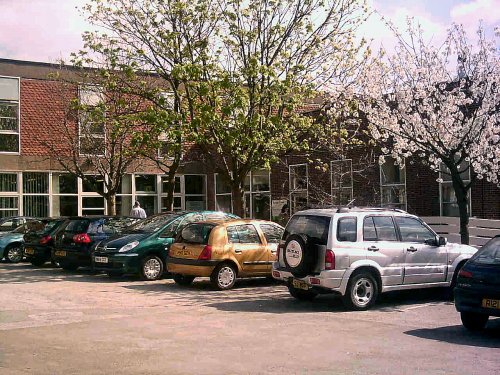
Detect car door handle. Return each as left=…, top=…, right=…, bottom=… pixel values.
left=235, top=249, right=242, bottom=254
left=407, top=247, right=418, bottom=252
left=367, top=246, right=379, bottom=252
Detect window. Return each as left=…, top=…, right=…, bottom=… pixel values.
left=215, top=174, right=233, bottom=213
left=227, top=224, right=261, bottom=244
left=331, top=160, right=353, bottom=205
left=116, top=175, right=133, bottom=216
left=439, top=161, right=471, bottom=217
left=289, top=164, right=308, bottom=214
left=162, top=175, right=206, bottom=212
left=23, top=172, right=49, bottom=217
left=394, top=217, right=435, bottom=243
left=260, top=224, right=284, bottom=244
left=244, top=170, right=271, bottom=220
left=51, top=173, right=78, bottom=216
left=78, top=85, right=105, bottom=155
left=363, top=216, right=398, bottom=241
left=82, top=196, right=105, bottom=216
left=283, top=215, right=331, bottom=246
left=337, top=217, right=357, bottom=242
left=470, top=237, right=500, bottom=265
left=0, top=173, right=19, bottom=217
left=0, top=77, right=20, bottom=153
left=380, top=156, right=406, bottom=209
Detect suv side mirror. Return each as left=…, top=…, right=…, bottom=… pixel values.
left=438, top=236, right=447, bottom=246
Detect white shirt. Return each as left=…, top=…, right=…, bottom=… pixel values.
left=130, top=207, right=147, bottom=219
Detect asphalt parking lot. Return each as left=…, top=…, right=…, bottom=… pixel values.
left=0, top=262, right=499, bottom=375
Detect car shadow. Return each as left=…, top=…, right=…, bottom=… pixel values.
left=405, top=320, right=500, bottom=348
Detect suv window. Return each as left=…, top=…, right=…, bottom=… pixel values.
left=227, top=224, right=261, bottom=244
left=337, top=217, right=357, bottom=242
left=284, top=215, right=331, bottom=246
left=363, top=216, right=398, bottom=241
left=394, top=217, right=435, bottom=243
left=260, top=224, right=284, bottom=244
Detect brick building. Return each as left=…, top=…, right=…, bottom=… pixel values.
left=0, top=58, right=498, bottom=222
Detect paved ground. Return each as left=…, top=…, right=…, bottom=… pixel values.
left=0, top=262, right=498, bottom=375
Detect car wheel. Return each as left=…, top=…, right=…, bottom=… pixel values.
left=59, top=262, right=79, bottom=271
left=342, top=272, right=379, bottom=311
left=106, top=271, right=124, bottom=278
left=288, top=284, right=318, bottom=301
left=283, top=234, right=318, bottom=278
left=211, top=263, right=237, bottom=290
left=173, top=274, right=195, bottom=286
left=140, top=255, right=164, bottom=281
left=5, top=244, right=24, bottom=263
left=460, top=312, right=489, bottom=331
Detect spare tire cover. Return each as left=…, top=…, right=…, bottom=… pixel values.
left=283, top=234, right=317, bottom=277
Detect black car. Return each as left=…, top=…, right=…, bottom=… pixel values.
left=23, top=218, right=68, bottom=266
left=454, top=235, right=500, bottom=331
left=52, top=216, right=138, bottom=271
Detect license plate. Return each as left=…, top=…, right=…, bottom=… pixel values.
left=54, top=250, right=66, bottom=257
left=292, top=278, right=309, bottom=290
left=24, top=248, right=35, bottom=255
left=482, top=298, right=500, bottom=309
left=94, top=256, right=108, bottom=264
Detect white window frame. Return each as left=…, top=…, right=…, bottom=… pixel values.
left=379, top=156, right=407, bottom=210
left=330, top=159, right=353, bottom=206
left=439, top=162, right=472, bottom=217
left=289, top=163, right=308, bottom=214
left=22, top=172, right=50, bottom=217
left=0, top=172, right=20, bottom=217
left=0, top=76, right=21, bottom=155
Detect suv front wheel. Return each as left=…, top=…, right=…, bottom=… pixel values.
left=342, top=272, right=379, bottom=311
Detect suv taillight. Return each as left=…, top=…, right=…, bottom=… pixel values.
left=39, top=235, right=52, bottom=245
left=73, top=233, right=92, bottom=244
left=325, top=249, right=335, bottom=270
left=198, top=245, right=212, bottom=260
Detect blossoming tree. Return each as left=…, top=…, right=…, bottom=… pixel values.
left=361, top=22, right=499, bottom=244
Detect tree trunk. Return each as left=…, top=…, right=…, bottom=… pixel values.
left=450, top=170, right=470, bottom=245
left=231, top=184, right=245, bottom=218
left=106, top=194, right=117, bottom=216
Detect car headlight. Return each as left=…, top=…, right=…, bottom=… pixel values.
left=118, top=241, right=140, bottom=253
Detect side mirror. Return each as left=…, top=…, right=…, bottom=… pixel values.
left=438, top=236, right=447, bottom=246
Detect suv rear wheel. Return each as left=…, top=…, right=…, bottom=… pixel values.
left=342, top=272, right=379, bottom=311
left=288, top=284, right=318, bottom=301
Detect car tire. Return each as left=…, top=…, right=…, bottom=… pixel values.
left=59, top=262, right=79, bottom=271
left=288, top=284, right=318, bottom=301
left=140, top=255, right=164, bottom=281
left=5, top=244, right=24, bottom=263
left=460, top=312, right=489, bottom=331
left=173, top=274, right=195, bottom=286
left=342, top=272, right=379, bottom=311
left=211, top=263, right=237, bottom=290
left=283, top=234, right=318, bottom=278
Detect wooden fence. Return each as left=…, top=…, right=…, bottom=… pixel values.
left=422, top=216, right=500, bottom=247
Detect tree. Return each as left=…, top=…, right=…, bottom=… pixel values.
left=360, top=22, right=499, bottom=244
left=187, top=0, right=370, bottom=216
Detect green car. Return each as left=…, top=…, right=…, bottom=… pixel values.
left=92, top=211, right=238, bottom=280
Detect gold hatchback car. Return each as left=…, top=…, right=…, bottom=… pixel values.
left=167, top=219, right=284, bottom=290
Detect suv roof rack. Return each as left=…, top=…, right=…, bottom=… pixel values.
left=338, top=206, right=407, bottom=214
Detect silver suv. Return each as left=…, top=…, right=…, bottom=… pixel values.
left=272, top=208, right=477, bottom=310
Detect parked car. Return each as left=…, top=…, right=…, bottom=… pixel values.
left=52, top=216, right=138, bottom=271
left=0, top=216, right=38, bottom=234
left=168, top=219, right=284, bottom=289
left=272, top=207, right=477, bottom=310
left=92, top=211, right=239, bottom=280
left=454, top=235, right=500, bottom=331
left=0, top=218, right=46, bottom=262
left=23, top=218, right=68, bottom=266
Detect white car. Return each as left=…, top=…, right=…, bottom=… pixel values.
left=272, top=207, right=477, bottom=310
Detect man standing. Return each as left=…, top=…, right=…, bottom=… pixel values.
left=130, top=201, right=147, bottom=219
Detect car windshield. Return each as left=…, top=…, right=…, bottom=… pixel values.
left=471, top=237, right=500, bottom=265
left=126, top=214, right=178, bottom=233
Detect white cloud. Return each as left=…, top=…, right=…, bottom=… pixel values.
left=450, top=0, right=500, bottom=28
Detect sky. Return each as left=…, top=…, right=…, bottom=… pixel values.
left=0, top=0, right=498, bottom=63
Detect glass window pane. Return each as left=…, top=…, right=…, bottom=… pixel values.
left=23, top=195, right=49, bottom=217
left=216, top=195, right=232, bottom=213
left=244, top=175, right=251, bottom=192
left=136, top=196, right=156, bottom=217
left=337, top=217, right=357, bottom=242
left=440, top=160, right=470, bottom=182
left=216, top=174, right=231, bottom=194
left=252, top=171, right=270, bottom=192
left=0, top=173, right=17, bottom=192
left=23, top=172, right=49, bottom=194
left=283, top=215, right=331, bottom=246
left=235, top=224, right=261, bottom=244
left=52, top=173, right=77, bottom=194
left=82, top=176, right=105, bottom=194
left=83, top=196, right=105, bottom=209
left=373, top=216, right=398, bottom=241
left=0, top=134, right=19, bottom=152
left=0, top=77, right=19, bottom=101
left=135, top=175, right=156, bottom=193
left=185, top=175, right=204, bottom=195
left=0, top=197, right=18, bottom=217
left=332, top=188, right=353, bottom=206
left=332, top=160, right=352, bottom=188
left=381, top=186, right=406, bottom=207
left=381, top=156, right=405, bottom=185
left=252, top=193, right=270, bottom=220
left=290, top=193, right=307, bottom=214
left=394, top=217, right=435, bottom=243
left=0, top=103, right=18, bottom=131
left=116, top=195, right=132, bottom=216
left=363, top=217, right=377, bottom=241
left=52, top=196, right=78, bottom=216
left=161, top=176, right=180, bottom=194
left=185, top=196, right=205, bottom=211
left=119, top=175, right=132, bottom=194
left=260, top=224, right=284, bottom=244
left=290, top=165, right=307, bottom=190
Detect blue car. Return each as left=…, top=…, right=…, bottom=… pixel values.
left=0, top=218, right=45, bottom=263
